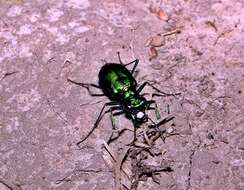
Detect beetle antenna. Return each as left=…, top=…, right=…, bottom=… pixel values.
left=117, top=51, right=124, bottom=65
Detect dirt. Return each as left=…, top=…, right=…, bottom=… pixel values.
left=0, top=0, right=243, bottom=189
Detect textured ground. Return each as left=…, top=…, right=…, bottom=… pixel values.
left=0, top=0, right=243, bottom=190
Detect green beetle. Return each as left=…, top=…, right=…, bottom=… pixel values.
left=68, top=53, right=179, bottom=145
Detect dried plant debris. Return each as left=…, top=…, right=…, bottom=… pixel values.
left=102, top=116, right=176, bottom=190
left=59, top=105, right=201, bottom=190
left=103, top=141, right=131, bottom=190
left=129, top=148, right=173, bottom=190
left=205, top=20, right=218, bottom=32
left=148, top=5, right=169, bottom=21
left=0, top=71, right=18, bottom=81
left=149, top=46, right=158, bottom=61
left=55, top=168, right=103, bottom=185
left=146, top=35, right=166, bottom=48
left=56, top=116, right=176, bottom=189
left=146, top=29, right=181, bottom=61
left=0, top=178, right=14, bottom=190
left=146, top=29, right=181, bottom=48
left=107, top=128, right=134, bottom=144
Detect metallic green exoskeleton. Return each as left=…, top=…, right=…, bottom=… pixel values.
left=68, top=53, right=180, bottom=146
left=99, top=63, right=148, bottom=123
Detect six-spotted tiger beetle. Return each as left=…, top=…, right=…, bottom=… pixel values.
left=68, top=52, right=180, bottom=146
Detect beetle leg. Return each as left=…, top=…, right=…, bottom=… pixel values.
left=133, top=127, right=137, bottom=143
left=130, top=119, right=142, bottom=144
left=147, top=116, right=175, bottom=143
left=110, top=107, right=116, bottom=129
left=67, top=78, right=104, bottom=96
left=76, top=101, right=119, bottom=147
left=147, top=100, right=161, bottom=120
left=108, top=106, right=124, bottom=129
left=136, top=81, right=148, bottom=93
left=107, top=127, right=132, bottom=144
left=137, top=81, right=181, bottom=97
left=117, top=52, right=139, bottom=75
left=107, top=108, right=132, bottom=144
left=125, top=59, right=139, bottom=75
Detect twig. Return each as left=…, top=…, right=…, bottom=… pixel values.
left=0, top=178, right=14, bottom=190
left=0, top=71, right=18, bottom=81
left=159, top=29, right=181, bottom=37
left=55, top=168, right=102, bottom=184
left=103, top=141, right=130, bottom=190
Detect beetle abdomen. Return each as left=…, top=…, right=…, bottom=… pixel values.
left=99, top=64, right=136, bottom=100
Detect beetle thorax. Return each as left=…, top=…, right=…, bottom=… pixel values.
left=125, top=95, right=146, bottom=112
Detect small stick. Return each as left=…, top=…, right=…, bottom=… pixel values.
left=159, top=29, right=181, bottom=37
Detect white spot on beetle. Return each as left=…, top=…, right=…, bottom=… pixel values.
left=136, top=112, right=144, bottom=119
